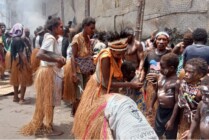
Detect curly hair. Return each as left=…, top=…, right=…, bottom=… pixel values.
left=45, top=16, right=61, bottom=32
left=161, top=53, right=179, bottom=69
left=192, top=28, right=208, bottom=44
left=82, top=17, right=96, bottom=28
left=186, top=58, right=208, bottom=76
left=120, top=27, right=134, bottom=38
left=121, top=61, right=136, bottom=81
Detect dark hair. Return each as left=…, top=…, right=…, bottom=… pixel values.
left=183, top=30, right=193, bottom=47
left=186, top=58, right=208, bottom=77
left=192, top=28, right=208, bottom=44
left=106, top=31, right=120, bottom=42
left=97, top=31, right=107, bottom=43
left=63, top=26, right=69, bottom=37
left=161, top=53, right=179, bottom=69
left=82, top=17, right=96, bottom=28
left=120, top=27, right=134, bottom=38
left=45, top=16, right=61, bottom=32
left=69, top=24, right=83, bottom=42
left=121, top=61, right=136, bottom=81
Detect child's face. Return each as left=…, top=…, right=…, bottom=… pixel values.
left=184, top=64, right=201, bottom=84
left=202, top=94, right=209, bottom=106
left=160, top=59, right=171, bottom=76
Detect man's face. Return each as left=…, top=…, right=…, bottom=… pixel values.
left=25, top=30, right=30, bottom=37
left=85, top=23, right=95, bottom=37
left=127, top=35, right=134, bottom=44
left=1, top=25, right=6, bottom=33
left=155, top=35, right=169, bottom=51
left=184, top=64, right=200, bottom=83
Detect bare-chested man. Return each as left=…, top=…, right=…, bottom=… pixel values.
left=148, top=53, right=180, bottom=139
left=186, top=85, right=209, bottom=139
left=122, top=27, right=144, bottom=81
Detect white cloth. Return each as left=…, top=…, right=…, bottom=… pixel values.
left=35, top=35, right=40, bottom=48
left=40, top=33, right=64, bottom=78
left=105, top=94, right=158, bottom=140
left=57, top=35, right=63, bottom=55
left=66, top=43, right=72, bottom=60
left=40, top=33, right=60, bottom=67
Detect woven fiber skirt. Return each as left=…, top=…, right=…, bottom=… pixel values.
left=10, top=58, right=33, bottom=87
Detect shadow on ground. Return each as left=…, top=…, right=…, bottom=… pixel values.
left=34, top=122, right=74, bottom=139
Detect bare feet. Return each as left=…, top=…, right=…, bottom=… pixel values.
left=46, top=129, right=64, bottom=136
left=19, top=99, right=31, bottom=105
left=13, top=97, right=20, bottom=102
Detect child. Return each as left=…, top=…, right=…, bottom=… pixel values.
left=177, top=58, right=208, bottom=139
left=148, top=53, right=180, bottom=139
left=121, top=61, right=146, bottom=113
left=187, top=85, right=209, bottom=139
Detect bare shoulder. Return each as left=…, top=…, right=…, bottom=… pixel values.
left=134, top=40, right=143, bottom=51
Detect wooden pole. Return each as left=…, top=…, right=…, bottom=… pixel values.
left=135, top=0, right=145, bottom=41
left=85, top=0, right=90, bottom=17
left=61, top=0, right=65, bottom=23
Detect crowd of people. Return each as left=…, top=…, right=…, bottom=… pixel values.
left=0, top=15, right=209, bottom=139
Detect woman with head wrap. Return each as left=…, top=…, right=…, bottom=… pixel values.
left=9, top=23, right=33, bottom=104
left=72, top=31, right=143, bottom=138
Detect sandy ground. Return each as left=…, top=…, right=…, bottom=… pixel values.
left=0, top=84, right=74, bottom=139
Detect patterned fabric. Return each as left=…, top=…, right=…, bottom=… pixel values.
left=177, top=54, right=183, bottom=76
left=71, top=32, right=93, bottom=73
left=75, top=56, right=96, bottom=74
left=178, top=80, right=201, bottom=123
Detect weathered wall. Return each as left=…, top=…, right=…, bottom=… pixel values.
left=76, top=0, right=209, bottom=38
left=44, top=0, right=209, bottom=38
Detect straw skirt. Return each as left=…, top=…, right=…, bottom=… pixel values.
left=10, top=58, right=33, bottom=87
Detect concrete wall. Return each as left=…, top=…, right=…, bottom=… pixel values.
left=44, top=0, right=209, bottom=38
left=73, top=0, right=209, bottom=38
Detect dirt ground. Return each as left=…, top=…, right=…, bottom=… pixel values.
left=0, top=83, right=74, bottom=139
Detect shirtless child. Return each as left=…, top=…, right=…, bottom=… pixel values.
left=187, top=85, right=209, bottom=139
left=122, top=27, right=144, bottom=81
left=148, top=53, right=180, bottom=139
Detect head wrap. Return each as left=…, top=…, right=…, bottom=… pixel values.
left=108, top=38, right=128, bottom=51
left=9, top=23, right=23, bottom=37
left=155, top=31, right=169, bottom=40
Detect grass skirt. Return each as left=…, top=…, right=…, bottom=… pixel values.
left=62, top=59, right=77, bottom=103
left=5, top=51, right=11, bottom=71
left=30, top=48, right=40, bottom=73
left=10, top=59, right=33, bottom=87
left=73, top=94, right=113, bottom=139
left=0, top=59, right=4, bottom=76
left=145, top=81, right=158, bottom=127
left=177, top=112, right=200, bottom=139
left=72, top=75, right=107, bottom=138
left=21, top=67, right=55, bottom=136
